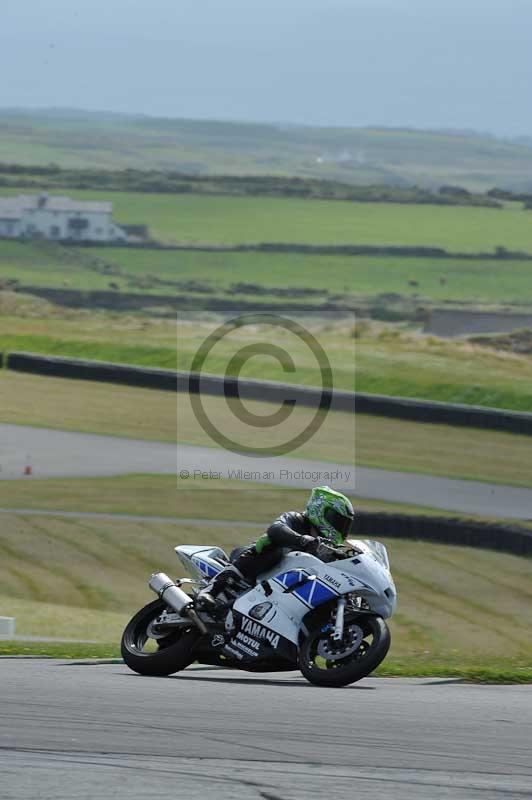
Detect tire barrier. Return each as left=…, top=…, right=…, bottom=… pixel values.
left=356, top=511, right=532, bottom=557
left=354, top=392, right=532, bottom=436
left=181, top=371, right=356, bottom=412
left=6, top=352, right=177, bottom=391
left=5, top=354, right=356, bottom=409
left=6, top=352, right=532, bottom=434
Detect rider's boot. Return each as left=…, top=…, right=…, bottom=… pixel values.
left=196, top=564, right=248, bottom=610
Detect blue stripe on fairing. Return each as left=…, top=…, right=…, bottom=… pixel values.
left=273, top=569, right=339, bottom=609
left=191, top=557, right=222, bottom=579
left=294, top=579, right=337, bottom=608
left=309, top=581, right=338, bottom=606
left=273, top=569, right=308, bottom=589
left=293, top=580, right=314, bottom=606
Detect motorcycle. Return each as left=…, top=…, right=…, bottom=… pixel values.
left=121, top=538, right=397, bottom=687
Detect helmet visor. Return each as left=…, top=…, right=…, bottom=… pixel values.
left=324, top=507, right=354, bottom=538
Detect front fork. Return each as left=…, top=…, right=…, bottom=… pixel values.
left=332, top=597, right=346, bottom=641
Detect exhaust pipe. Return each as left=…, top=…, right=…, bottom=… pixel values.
left=149, top=573, right=192, bottom=613
left=149, top=572, right=208, bottom=634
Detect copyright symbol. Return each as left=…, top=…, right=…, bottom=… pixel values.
left=188, top=313, right=333, bottom=458
left=179, top=470, right=190, bottom=479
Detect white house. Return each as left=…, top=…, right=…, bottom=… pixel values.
left=0, top=194, right=127, bottom=243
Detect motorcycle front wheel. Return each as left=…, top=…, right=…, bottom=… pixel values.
left=121, top=599, right=200, bottom=676
left=299, top=615, right=390, bottom=687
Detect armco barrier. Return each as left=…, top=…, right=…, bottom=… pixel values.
left=356, top=511, right=532, bottom=557
left=6, top=352, right=532, bottom=435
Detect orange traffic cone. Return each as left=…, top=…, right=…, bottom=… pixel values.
left=23, top=454, right=32, bottom=476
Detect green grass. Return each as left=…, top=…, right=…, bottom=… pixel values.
left=0, top=474, right=312, bottom=521
left=0, top=369, right=178, bottom=442
left=375, top=661, right=532, bottom=683
left=97, top=247, right=532, bottom=306
left=0, top=513, right=251, bottom=640
left=0, top=332, right=178, bottom=369
left=2, top=188, right=532, bottom=251
left=0, top=641, right=121, bottom=659
left=354, top=333, right=532, bottom=411
left=0, top=241, right=112, bottom=292
left=4, top=241, right=532, bottom=308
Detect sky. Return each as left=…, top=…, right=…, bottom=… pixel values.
left=1, top=0, right=531, bottom=136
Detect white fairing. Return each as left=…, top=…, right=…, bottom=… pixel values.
left=176, top=541, right=396, bottom=649
left=175, top=545, right=229, bottom=581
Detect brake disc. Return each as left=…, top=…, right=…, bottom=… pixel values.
left=317, top=623, right=365, bottom=661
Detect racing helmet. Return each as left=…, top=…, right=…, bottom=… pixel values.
left=306, top=486, right=354, bottom=546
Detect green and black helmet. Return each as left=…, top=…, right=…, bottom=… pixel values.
left=306, top=486, right=355, bottom=546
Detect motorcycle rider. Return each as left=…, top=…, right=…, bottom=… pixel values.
left=197, top=486, right=355, bottom=608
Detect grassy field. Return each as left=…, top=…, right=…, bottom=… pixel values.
left=3, top=311, right=532, bottom=412
left=2, top=188, right=532, bottom=251
left=0, top=475, right=311, bottom=520
left=98, top=193, right=532, bottom=252
left=0, top=496, right=531, bottom=678
left=4, top=242, right=532, bottom=307
left=0, top=241, right=112, bottom=293
left=2, top=372, right=532, bottom=488
left=97, top=247, right=532, bottom=306
left=2, top=109, right=532, bottom=191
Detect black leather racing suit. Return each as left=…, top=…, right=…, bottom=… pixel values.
left=232, top=511, right=318, bottom=582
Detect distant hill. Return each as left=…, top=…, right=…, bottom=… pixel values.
left=1, top=108, right=532, bottom=191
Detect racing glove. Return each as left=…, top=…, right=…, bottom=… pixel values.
left=299, top=535, right=321, bottom=553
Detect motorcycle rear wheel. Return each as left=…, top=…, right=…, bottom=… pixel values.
left=299, top=615, right=390, bottom=687
left=121, top=599, right=200, bottom=676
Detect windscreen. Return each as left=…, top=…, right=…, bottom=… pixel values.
left=348, top=539, right=390, bottom=570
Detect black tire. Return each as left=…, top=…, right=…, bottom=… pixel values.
left=299, top=615, right=390, bottom=688
left=121, top=599, right=200, bottom=676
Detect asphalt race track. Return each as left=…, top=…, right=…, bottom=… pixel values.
left=1, top=660, right=531, bottom=800
left=1, top=423, right=532, bottom=519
